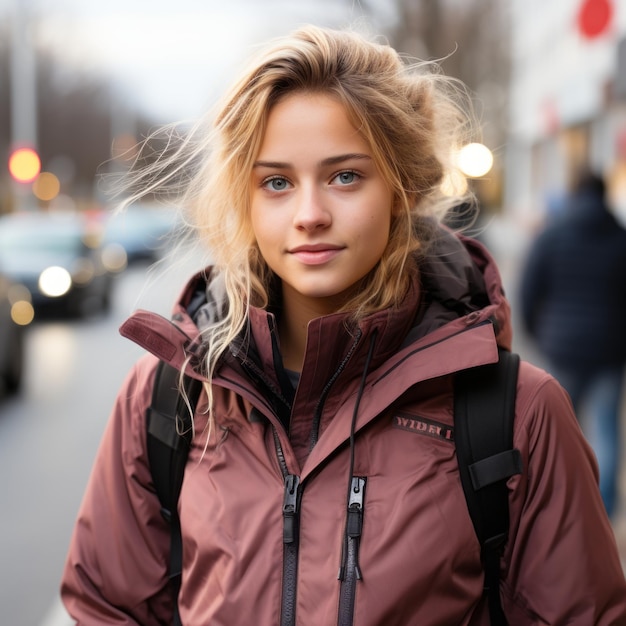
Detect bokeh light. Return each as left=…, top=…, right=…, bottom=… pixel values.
left=71, top=258, right=96, bottom=285
left=456, top=143, right=494, bottom=178
left=11, top=300, right=35, bottom=326
left=8, top=147, right=41, bottom=183
left=102, top=242, right=128, bottom=273
left=32, top=172, right=61, bottom=201
left=38, top=266, right=72, bottom=297
left=7, top=284, right=34, bottom=326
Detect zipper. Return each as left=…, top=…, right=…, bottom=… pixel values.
left=272, top=427, right=289, bottom=478
left=281, top=473, right=301, bottom=626
left=272, top=429, right=301, bottom=626
left=309, top=330, right=362, bottom=450
left=337, top=477, right=366, bottom=626
left=228, top=324, right=304, bottom=626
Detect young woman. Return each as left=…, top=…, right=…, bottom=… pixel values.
left=61, top=25, right=626, bottom=625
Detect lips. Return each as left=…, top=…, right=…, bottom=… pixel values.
left=288, top=243, right=344, bottom=265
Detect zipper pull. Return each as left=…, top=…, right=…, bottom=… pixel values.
left=282, top=474, right=300, bottom=544
left=347, top=477, right=366, bottom=580
left=347, top=477, right=366, bottom=538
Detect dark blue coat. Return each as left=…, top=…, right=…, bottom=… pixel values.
left=519, top=187, right=626, bottom=372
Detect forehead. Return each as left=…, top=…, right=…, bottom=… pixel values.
left=258, top=92, right=371, bottom=158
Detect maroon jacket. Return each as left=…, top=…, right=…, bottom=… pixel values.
left=61, top=232, right=626, bottom=625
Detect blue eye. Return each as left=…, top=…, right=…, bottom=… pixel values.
left=334, top=171, right=359, bottom=185
left=263, top=177, right=289, bottom=191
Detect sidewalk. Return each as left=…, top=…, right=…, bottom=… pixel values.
left=482, top=216, right=626, bottom=572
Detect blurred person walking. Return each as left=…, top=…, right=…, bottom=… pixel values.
left=519, top=168, right=626, bottom=519
left=60, top=27, right=626, bottom=625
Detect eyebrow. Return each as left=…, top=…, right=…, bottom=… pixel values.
left=253, top=153, right=372, bottom=169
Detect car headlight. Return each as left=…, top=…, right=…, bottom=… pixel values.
left=39, top=266, right=72, bottom=297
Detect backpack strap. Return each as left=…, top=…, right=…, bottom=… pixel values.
left=146, top=360, right=202, bottom=626
left=454, top=349, right=522, bottom=626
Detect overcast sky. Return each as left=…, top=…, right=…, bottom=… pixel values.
left=1, top=0, right=397, bottom=124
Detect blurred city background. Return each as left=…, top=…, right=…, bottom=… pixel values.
left=0, top=0, right=625, bottom=624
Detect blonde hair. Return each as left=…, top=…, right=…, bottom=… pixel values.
left=120, top=25, right=476, bottom=439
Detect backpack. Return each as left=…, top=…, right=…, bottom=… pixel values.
left=146, top=349, right=522, bottom=626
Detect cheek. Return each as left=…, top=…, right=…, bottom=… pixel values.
left=368, top=198, right=393, bottom=244
left=370, top=204, right=393, bottom=259
left=250, top=203, right=268, bottom=243
left=251, top=213, right=279, bottom=264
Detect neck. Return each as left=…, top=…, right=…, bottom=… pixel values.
left=278, top=318, right=307, bottom=372
left=277, top=284, right=346, bottom=372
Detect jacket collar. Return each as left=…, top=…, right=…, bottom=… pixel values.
left=119, top=227, right=512, bottom=382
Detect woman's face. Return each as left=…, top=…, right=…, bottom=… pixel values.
left=250, top=92, right=393, bottom=315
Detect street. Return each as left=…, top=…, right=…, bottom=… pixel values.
left=0, top=250, right=203, bottom=626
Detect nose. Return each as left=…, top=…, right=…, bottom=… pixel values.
left=293, top=186, right=331, bottom=231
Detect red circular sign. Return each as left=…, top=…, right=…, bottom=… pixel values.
left=577, top=0, right=613, bottom=39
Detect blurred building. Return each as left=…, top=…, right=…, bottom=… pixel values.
left=505, top=0, right=626, bottom=227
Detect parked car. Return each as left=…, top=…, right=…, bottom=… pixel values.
left=103, top=203, right=179, bottom=265
left=0, top=211, right=115, bottom=318
left=0, top=269, right=30, bottom=395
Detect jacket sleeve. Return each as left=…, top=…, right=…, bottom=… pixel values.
left=60, top=354, right=174, bottom=625
left=501, top=362, right=626, bottom=624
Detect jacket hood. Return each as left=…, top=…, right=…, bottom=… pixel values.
left=408, top=227, right=512, bottom=350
